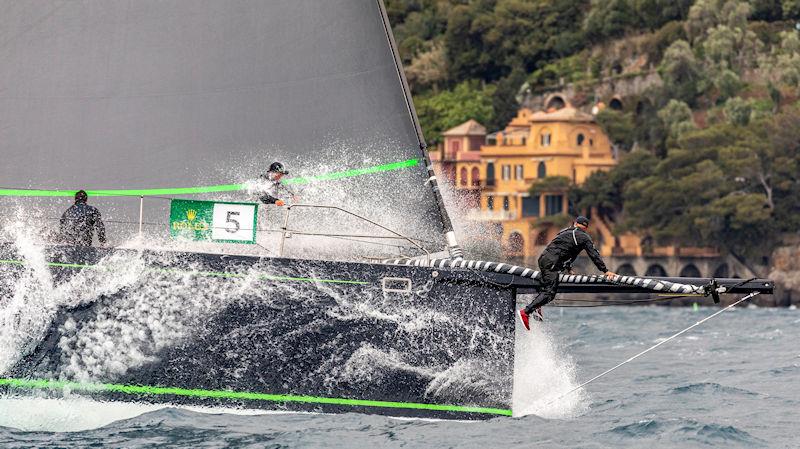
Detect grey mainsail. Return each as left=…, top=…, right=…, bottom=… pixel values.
left=0, top=0, right=454, bottom=256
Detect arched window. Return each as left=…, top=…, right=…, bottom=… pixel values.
left=535, top=230, right=548, bottom=245
left=645, top=264, right=668, bottom=277
left=459, top=167, right=468, bottom=186
left=540, top=131, right=551, bottom=147
left=577, top=133, right=585, bottom=146
left=486, top=196, right=494, bottom=210
left=503, top=196, right=510, bottom=211
left=471, top=167, right=480, bottom=186
left=537, top=162, right=546, bottom=179
left=617, top=264, right=637, bottom=276
left=680, top=264, right=702, bottom=278
left=508, top=232, right=525, bottom=254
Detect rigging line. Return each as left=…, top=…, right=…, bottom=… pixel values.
left=546, top=291, right=761, bottom=405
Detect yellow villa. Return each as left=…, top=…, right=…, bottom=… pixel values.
left=432, top=105, right=621, bottom=263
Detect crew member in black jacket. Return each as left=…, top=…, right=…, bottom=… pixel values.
left=518, top=216, right=616, bottom=329
left=59, top=190, right=107, bottom=247
left=258, top=162, right=294, bottom=206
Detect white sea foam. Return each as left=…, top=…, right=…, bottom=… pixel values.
left=0, top=395, right=281, bottom=432
left=512, top=322, right=588, bottom=419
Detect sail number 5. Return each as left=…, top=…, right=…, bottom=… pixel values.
left=211, top=203, right=257, bottom=243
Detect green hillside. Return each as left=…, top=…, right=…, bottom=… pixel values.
left=388, top=0, right=800, bottom=270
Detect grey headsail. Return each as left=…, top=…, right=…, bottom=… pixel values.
left=0, top=0, right=456, bottom=256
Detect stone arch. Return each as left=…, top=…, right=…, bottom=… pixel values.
left=507, top=231, right=525, bottom=254
left=679, top=264, right=702, bottom=278
left=713, top=263, right=729, bottom=279
left=545, top=95, right=566, bottom=111
left=645, top=264, right=668, bottom=277
left=616, top=263, right=637, bottom=276
left=459, top=167, right=468, bottom=186
left=609, top=97, right=623, bottom=110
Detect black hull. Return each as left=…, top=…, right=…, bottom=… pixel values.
left=0, top=244, right=516, bottom=420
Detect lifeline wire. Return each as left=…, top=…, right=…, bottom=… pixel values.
left=547, top=291, right=761, bottom=405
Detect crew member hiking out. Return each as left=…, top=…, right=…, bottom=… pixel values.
left=518, top=216, right=616, bottom=330
left=59, top=190, right=107, bottom=247
left=258, top=162, right=295, bottom=206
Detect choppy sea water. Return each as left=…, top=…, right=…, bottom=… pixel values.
left=1, top=306, right=797, bottom=448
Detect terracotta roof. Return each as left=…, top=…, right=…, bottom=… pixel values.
left=529, top=106, right=594, bottom=123
left=442, top=119, right=486, bottom=136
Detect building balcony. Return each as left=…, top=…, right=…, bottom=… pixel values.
left=466, top=210, right=518, bottom=221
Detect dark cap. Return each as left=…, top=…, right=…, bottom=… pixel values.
left=75, top=190, right=88, bottom=203
left=575, top=216, right=590, bottom=226
left=268, top=162, right=288, bottom=175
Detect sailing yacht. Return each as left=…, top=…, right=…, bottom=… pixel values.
left=0, top=0, right=771, bottom=419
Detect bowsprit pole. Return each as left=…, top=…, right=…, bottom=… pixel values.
left=547, top=291, right=761, bottom=405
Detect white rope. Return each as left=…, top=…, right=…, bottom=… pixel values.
left=547, top=291, right=761, bottom=405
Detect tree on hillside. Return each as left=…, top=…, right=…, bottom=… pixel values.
left=634, top=0, right=694, bottom=30
left=622, top=111, right=800, bottom=273
left=572, top=150, right=658, bottom=219
left=415, top=80, right=495, bottom=143
left=489, top=67, right=526, bottom=130
left=659, top=40, right=706, bottom=105
left=658, top=99, right=697, bottom=140
left=444, top=0, right=587, bottom=83
left=595, top=109, right=635, bottom=151
left=583, top=0, right=638, bottom=41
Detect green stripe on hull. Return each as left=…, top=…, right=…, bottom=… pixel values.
left=0, top=259, right=369, bottom=285
left=0, top=378, right=512, bottom=417
left=0, top=159, right=420, bottom=197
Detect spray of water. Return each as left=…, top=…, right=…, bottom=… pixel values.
left=512, top=322, right=588, bottom=419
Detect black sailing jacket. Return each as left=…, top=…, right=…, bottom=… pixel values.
left=540, top=226, right=608, bottom=273
left=59, top=202, right=107, bottom=246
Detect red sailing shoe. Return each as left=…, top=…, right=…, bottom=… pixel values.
left=518, top=309, right=531, bottom=331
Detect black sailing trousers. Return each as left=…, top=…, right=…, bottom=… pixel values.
left=524, top=252, right=561, bottom=313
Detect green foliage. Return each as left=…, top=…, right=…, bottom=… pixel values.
left=406, top=43, right=448, bottom=91
left=643, top=21, right=689, bottom=63
left=490, top=68, right=526, bottom=131
left=529, top=176, right=572, bottom=196
left=415, top=80, right=496, bottom=143
left=584, top=0, right=639, bottom=41
left=528, top=52, right=591, bottom=87
left=659, top=40, right=706, bottom=104
left=595, top=109, right=635, bottom=150
left=687, top=0, right=752, bottom=41
left=712, top=69, right=744, bottom=101
left=748, top=0, right=784, bottom=20
left=622, top=110, right=800, bottom=262
left=634, top=0, right=694, bottom=30
left=658, top=99, right=697, bottom=139
left=572, top=150, right=658, bottom=218
left=723, top=96, right=753, bottom=124
left=444, top=0, right=588, bottom=83
left=783, top=0, right=800, bottom=18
